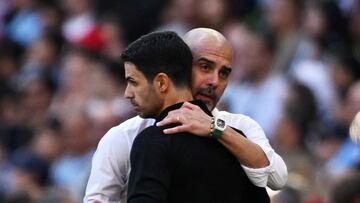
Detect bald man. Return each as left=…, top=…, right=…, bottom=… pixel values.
left=84, top=28, right=287, bottom=203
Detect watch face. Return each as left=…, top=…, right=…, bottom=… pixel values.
left=216, top=119, right=225, bottom=128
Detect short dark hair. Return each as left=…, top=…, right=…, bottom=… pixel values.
left=121, top=31, right=193, bottom=88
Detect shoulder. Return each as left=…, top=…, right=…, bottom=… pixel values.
left=133, top=125, right=169, bottom=145
left=99, top=116, right=155, bottom=147
left=214, top=109, right=266, bottom=139
left=95, top=116, right=154, bottom=160
left=215, top=109, right=261, bottom=129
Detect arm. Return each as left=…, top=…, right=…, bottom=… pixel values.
left=84, top=116, right=154, bottom=203
left=156, top=102, right=287, bottom=189
left=84, top=127, right=129, bottom=203
left=219, top=112, right=287, bottom=189
left=218, top=126, right=269, bottom=168
left=127, top=128, right=171, bottom=203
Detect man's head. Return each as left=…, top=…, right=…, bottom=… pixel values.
left=121, top=31, right=193, bottom=118
left=184, top=28, right=233, bottom=110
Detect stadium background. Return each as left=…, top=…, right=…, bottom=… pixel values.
left=0, top=0, right=360, bottom=202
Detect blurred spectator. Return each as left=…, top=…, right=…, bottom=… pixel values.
left=4, top=0, right=44, bottom=47
left=16, top=32, right=63, bottom=90
left=38, top=1, right=64, bottom=35
left=0, top=43, right=20, bottom=98
left=273, top=82, right=319, bottom=201
left=0, top=0, right=11, bottom=39
left=50, top=108, right=94, bottom=202
left=303, top=0, right=349, bottom=56
left=0, top=91, right=33, bottom=154
left=157, top=0, right=198, bottom=35
left=222, top=22, right=253, bottom=82
left=221, top=30, right=287, bottom=138
left=328, top=171, right=360, bottom=203
left=60, top=0, right=103, bottom=51
left=329, top=53, right=360, bottom=101
left=6, top=149, right=49, bottom=202
left=196, top=0, right=231, bottom=31
left=98, top=14, right=126, bottom=61
left=20, top=77, right=55, bottom=131
left=49, top=49, right=94, bottom=117
left=317, top=81, right=360, bottom=195
left=348, top=0, right=360, bottom=62
left=290, top=58, right=336, bottom=131
left=271, top=185, right=302, bottom=203
left=264, top=0, right=305, bottom=73
left=4, top=148, right=74, bottom=203
left=30, top=118, right=64, bottom=164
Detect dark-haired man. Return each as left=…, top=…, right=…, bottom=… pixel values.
left=122, top=31, right=269, bottom=202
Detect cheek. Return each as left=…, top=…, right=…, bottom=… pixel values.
left=191, top=76, right=200, bottom=89
left=217, top=81, right=227, bottom=95
left=143, top=86, right=158, bottom=103
left=191, top=71, right=205, bottom=89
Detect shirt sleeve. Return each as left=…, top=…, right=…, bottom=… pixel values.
left=83, top=127, right=129, bottom=203
left=127, top=127, right=171, bottom=203
left=218, top=110, right=288, bottom=190
left=84, top=117, right=154, bottom=203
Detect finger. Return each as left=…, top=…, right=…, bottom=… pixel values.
left=181, top=102, right=197, bottom=110
left=156, top=115, right=181, bottom=126
left=166, top=109, right=182, bottom=118
left=163, top=125, right=188, bottom=134
left=156, top=116, right=172, bottom=126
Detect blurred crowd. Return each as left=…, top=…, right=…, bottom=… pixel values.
left=0, top=0, right=360, bottom=202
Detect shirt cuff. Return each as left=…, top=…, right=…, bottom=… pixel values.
left=240, top=149, right=276, bottom=188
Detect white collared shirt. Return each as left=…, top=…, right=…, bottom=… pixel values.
left=84, top=109, right=287, bottom=203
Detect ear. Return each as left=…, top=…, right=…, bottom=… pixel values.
left=153, top=73, right=169, bottom=93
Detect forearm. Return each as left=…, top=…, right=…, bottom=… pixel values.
left=218, top=125, right=287, bottom=189
left=218, top=126, right=269, bottom=168
left=156, top=104, right=287, bottom=189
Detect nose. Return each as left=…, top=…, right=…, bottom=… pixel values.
left=124, top=85, right=133, bottom=99
left=206, top=72, right=219, bottom=88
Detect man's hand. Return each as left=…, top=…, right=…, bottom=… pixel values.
left=156, top=102, right=212, bottom=136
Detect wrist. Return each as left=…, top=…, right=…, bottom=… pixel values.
left=210, top=116, right=227, bottom=139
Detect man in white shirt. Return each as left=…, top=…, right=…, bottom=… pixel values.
left=84, top=28, right=288, bottom=203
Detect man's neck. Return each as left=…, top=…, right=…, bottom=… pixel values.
left=162, top=88, right=193, bottom=111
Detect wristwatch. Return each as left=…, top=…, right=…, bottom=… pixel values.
left=212, top=117, right=227, bottom=139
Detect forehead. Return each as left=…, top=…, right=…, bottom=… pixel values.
left=191, top=39, right=232, bottom=67
left=124, top=62, right=146, bottom=80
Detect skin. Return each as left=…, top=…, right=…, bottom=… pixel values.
left=157, top=28, right=269, bottom=168
left=124, top=62, right=193, bottom=118
left=124, top=62, right=163, bottom=118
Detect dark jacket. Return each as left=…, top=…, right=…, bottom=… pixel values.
left=128, top=100, right=269, bottom=203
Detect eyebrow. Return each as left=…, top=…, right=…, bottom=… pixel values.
left=125, top=76, right=133, bottom=82
left=197, top=57, right=232, bottom=71
left=197, top=57, right=215, bottom=65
